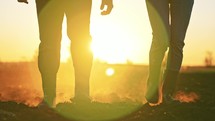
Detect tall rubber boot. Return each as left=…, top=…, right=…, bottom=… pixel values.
left=162, top=70, right=179, bottom=104
left=40, top=73, right=57, bottom=108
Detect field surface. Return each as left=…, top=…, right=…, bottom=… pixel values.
left=0, top=62, right=215, bottom=121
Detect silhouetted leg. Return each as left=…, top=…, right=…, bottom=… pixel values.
left=166, top=0, right=194, bottom=71
left=145, top=0, right=170, bottom=103
left=65, top=0, right=92, bottom=101
left=36, top=0, right=64, bottom=106
left=163, top=0, right=194, bottom=102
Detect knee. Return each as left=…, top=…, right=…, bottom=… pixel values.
left=69, top=33, right=92, bottom=47
left=68, top=30, right=91, bottom=41
left=150, top=39, right=168, bottom=54
left=170, top=40, right=185, bottom=52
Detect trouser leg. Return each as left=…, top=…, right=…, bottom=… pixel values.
left=162, top=0, right=194, bottom=100
left=36, top=0, right=64, bottom=106
left=65, top=0, right=92, bottom=99
left=145, top=0, right=170, bottom=103
left=166, top=0, right=194, bottom=71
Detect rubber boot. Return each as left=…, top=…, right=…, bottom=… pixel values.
left=162, top=70, right=179, bottom=104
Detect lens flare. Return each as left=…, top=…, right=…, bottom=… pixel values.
left=106, top=67, right=115, bottom=76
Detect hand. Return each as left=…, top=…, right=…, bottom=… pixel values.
left=100, top=0, right=113, bottom=15
left=17, top=0, right=28, bottom=4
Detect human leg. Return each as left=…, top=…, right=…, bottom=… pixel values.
left=65, top=0, right=93, bottom=101
left=162, top=0, right=194, bottom=103
left=36, top=0, right=64, bottom=107
left=166, top=0, right=194, bottom=71
left=145, top=0, right=170, bottom=104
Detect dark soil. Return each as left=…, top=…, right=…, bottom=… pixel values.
left=1, top=72, right=215, bottom=121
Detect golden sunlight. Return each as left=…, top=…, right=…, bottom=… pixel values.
left=60, top=36, right=70, bottom=62
left=60, top=17, right=136, bottom=64
left=90, top=18, right=137, bottom=64
left=60, top=17, right=71, bottom=62
left=60, top=15, right=149, bottom=64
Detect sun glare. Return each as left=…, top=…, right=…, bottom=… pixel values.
left=60, top=17, right=71, bottom=63
left=60, top=37, right=70, bottom=62
left=60, top=15, right=149, bottom=64
left=90, top=18, right=138, bottom=64
left=60, top=18, right=136, bottom=64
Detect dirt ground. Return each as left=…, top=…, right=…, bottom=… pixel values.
left=1, top=71, right=215, bottom=121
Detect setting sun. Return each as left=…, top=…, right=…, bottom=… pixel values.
left=57, top=2, right=152, bottom=64
left=90, top=26, right=132, bottom=64
left=60, top=15, right=142, bottom=64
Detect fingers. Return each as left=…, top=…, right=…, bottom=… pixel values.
left=101, top=6, right=113, bottom=15
left=100, top=0, right=113, bottom=15
left=100, top=3, right=105, bottom=10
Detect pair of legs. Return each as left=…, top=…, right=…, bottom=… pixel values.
left=36, top=0, right=93, bottom=106
left=145, top=0, right=194, bottom=104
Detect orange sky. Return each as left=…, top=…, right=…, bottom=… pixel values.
left=1, top=0, right=215, bottom=66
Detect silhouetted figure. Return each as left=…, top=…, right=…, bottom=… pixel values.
left=18, top=0, right=113, bottom=107
left=145, top=0, right=194, bottom=105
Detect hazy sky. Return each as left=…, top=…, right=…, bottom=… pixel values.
left=1, top=0, right=215, bottom=66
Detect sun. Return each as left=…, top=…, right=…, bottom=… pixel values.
left=60, top=16, right=135, bottom=64
left=90, top=18, right=137, bottom=64
left=59, top=15, right=149, bottom=64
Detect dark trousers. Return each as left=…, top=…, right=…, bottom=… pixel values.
left=145, top=0, right=194, bottom=103
left=36, top=0, right=93, bottom=103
